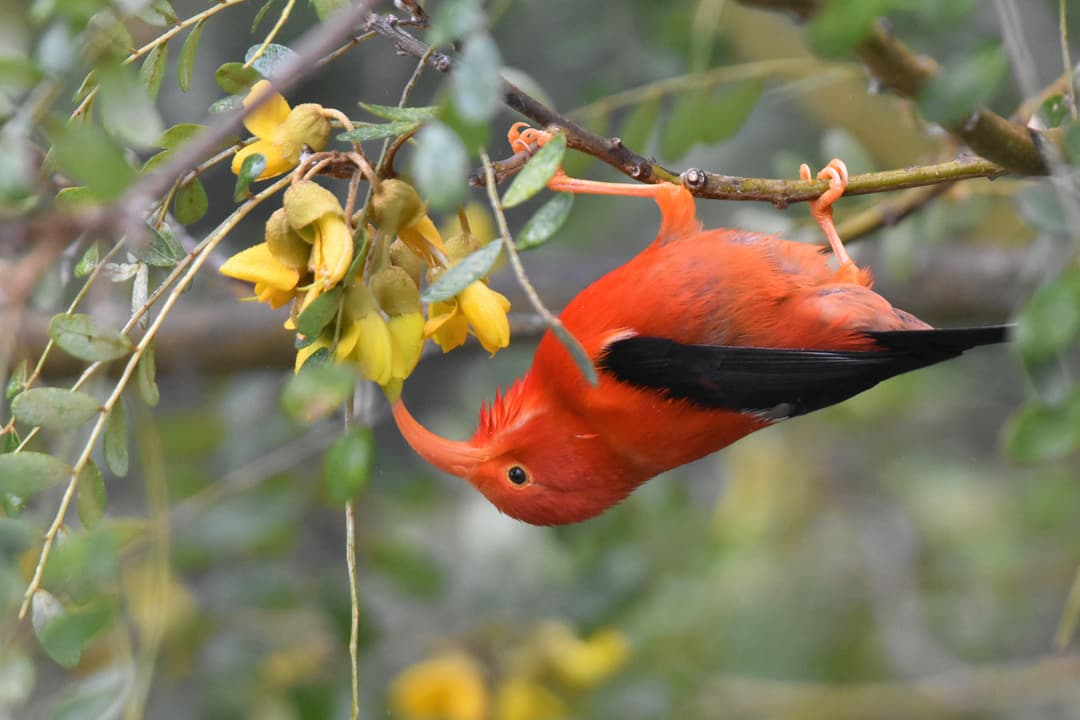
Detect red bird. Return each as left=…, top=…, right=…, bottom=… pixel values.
left=393, top=125, right=1008, bottom=525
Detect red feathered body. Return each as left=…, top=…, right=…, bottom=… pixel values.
left=393, top=184, right=1005, bottom=525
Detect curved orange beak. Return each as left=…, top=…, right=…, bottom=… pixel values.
left=391, top=400, right=487, bottom=477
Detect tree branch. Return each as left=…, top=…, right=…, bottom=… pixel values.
left=364, top=11, right=1009, bottom=206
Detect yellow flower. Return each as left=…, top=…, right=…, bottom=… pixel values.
left=282, top=181, right=354, bottom=298
left=534, top=622, right=629, bottom=689
left=339, top=283, right=395, bottom=386
left=295, top=332, right=332, bottom=372
left=493, top=679, right=565, bottom=720
left=231, top=80, right=330, bottom=179
left=371, top=179, right=447, bottom=265
left=388, top=652, right=489, bottom=720
left=219, top=241, right=300, bottom=309
left=426, top=280, right=511, bottom=355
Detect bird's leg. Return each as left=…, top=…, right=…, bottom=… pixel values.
left=800, top=159, right=860, bottom=283
left=506, top=123, right=668, bottom=199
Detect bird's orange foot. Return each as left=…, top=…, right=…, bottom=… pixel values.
left=800, top=158, right=861, bottom=284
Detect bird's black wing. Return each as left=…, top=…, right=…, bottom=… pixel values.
left=597, top=325, right=1010, bottom=419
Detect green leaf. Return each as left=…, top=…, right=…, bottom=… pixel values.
left=337, top=120, right=421, bottom=143
left=104, top=403, right=128, bottom=478
left=661, top=91, right=709, bottom=161
left=135, top=224, right=185, bottom=268
left=618, top=97, right=661, bottom=152
left=428, top=0, right=483, bottom=47
left=501, top=132, right=566, bottom=208
left=6, top=358, right=27, bottom=401
left=158, top=123, right=204, bottom=150
left=49, top=314, right=133, bottom=362
left=234, top=153, right=266, bottom=200
left=1015, top=182, right=1070, bottom=237
left=552, top=322, right=598, bottom=386
left=322, top=427, right=374, bottom=504
left=281, top=363, right=356, bottom=422
left=178, top=19, right=205, bottom=93
left=97, top=62, right=163, bottom=148
left=411, top=122, right=467, bottom=211
left=917, top=43, right=1008, bottom=127
left=1041, top=94, right=1070, bottom=129
left=358, top=102, right=440, bottom=123
left=0, top=56, right=45, bottom=90
left=252, top=0, right=281, bottom=31
left=516, top=192, right=573, bottom=250
left=77, top=462, right=106, bottom=529
left=0, top=453, right=72, bottom=497
left=808, top=0, right=891, bottom=59
left=214, top=62, right=260, bottom=95
left=1065, top=122, right=1080, bottom=166
left=136, top=344, right=160, bottom=407
left=439, top=96, right=489, bottom=156
left=74, top=242, right=99, bottom=279
left=451, top=31, right=502, bottom=123
left=421, top=241, right=502, bottom=303
left=296, top=286, right=344, bottom=337
left=209, top=94, right=243, bottom=114
left=1015, top=269, right=1080, bottom=362
left=311, top=0, right=347, bottom=20
left=245, top=43, right=296, bottom=78
left=2, top=429, right=19, bottom=455
left=12, top=388, right=101, bottom=430
left=173, top=177, right=208, bottom=225
left=138, top=43, right=167, bottom=100
left=48, top=122, right=135, bottom=201
left=33, top=592, right=116, bottom=669
left=1004, top=390, right=1080, bottom=463
left=136, top=0, right=177, bottom=26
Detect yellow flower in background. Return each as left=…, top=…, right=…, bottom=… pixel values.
left=426, top=280, right=511, bottom=355
left=219, top=241, right=299, bottom=309
left=389, top=652, right=489, bottom=720
left=493, top=678, right=565, bottom=720
left=533, top=621, right=629, bottom=689
left=231, top=80, right=331, bottom=179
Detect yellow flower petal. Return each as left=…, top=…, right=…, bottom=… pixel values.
left=388, top=653, right=488, bottom=720
left=425, top=300, right=469, bottom=353
left=220, top=242, right=299, bottom=291
left=541, top=624, right=629, bottom=689
left=231, top=139, right=295, bottom=179
left=336, top=319, right=362, bottom=361
left=388, top=311, right=426, bottom=379
left=493, top=678, right=565, bottom=720
left=310, top=215, right=354, bottom=288
left=242, top=80, right=291, bottom=139
left=352, top=312, right=395, bottom=386
left=459, top=281, right=511, bottom=355
left=253, top=282, right=295, bottom=309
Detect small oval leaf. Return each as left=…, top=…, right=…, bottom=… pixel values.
left=245, top=43, right=297, bottom=78
left=139, top=43, right=167, bottom=100
left=74, top=242, right=99, bottom=278
left=173, top=177, right=208, bottom=225
left=214, top=62, right=260, bottom=95
left=358, top=102, right=440, bottom=123
left=137, top=344, right=160, bottom=407
left=1015, top=269, right=1080, bottom=362
left=322, top=427, right=374, bottom=504
left=1004, top=392, right=1080, bottom=463
left=233, top=153, right=266, bottom=200
left=337, top=120, right=421, bottom=143
left=6, top=359, right=27, bottom=401
left=12, top=388, right=101, bottom=430
left=552, top=322, right=598, bottom=386
left=421, top=241, right=502, bottom=304
left=516, top=192, right=573, bottom=250
left=177, top=18, right=205, bottom=92
left=77, top=462, right=107, bottom=529
left=0, top=452, right=72, bottom=497
left=501, top=132, right=566, bottom=208
left=295, top=287, right=344, bottom=338
left=104, top=403, right=128, bottom=478
left=49, top=314, right=133, bottom=362
left=451, top=31, right=502, bottom=124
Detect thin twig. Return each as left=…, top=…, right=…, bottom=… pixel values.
left=244, top=0, right=298, bottom=69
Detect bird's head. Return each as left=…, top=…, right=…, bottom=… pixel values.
left=391, top=380, right=640, bottom=525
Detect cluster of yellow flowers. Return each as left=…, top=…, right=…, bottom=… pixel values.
left=219, top=82, right=511, bottom=398
left=388, top=621, right=630, bottom=720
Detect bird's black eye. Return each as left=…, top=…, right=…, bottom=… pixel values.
left=507, top=466, right=528, bottom=485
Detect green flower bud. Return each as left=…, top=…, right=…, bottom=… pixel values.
left=372, top=266, right=421, bottom=316
left=265, top=208, right=312, bottom=269
left=283, top=181, right=343, bottom=232
left=371, top=179, right=426, bottom=236
left=281, top=103, right=331, bottom=158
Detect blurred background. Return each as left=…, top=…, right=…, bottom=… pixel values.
left=4, top=0, right=1080, bottom=718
